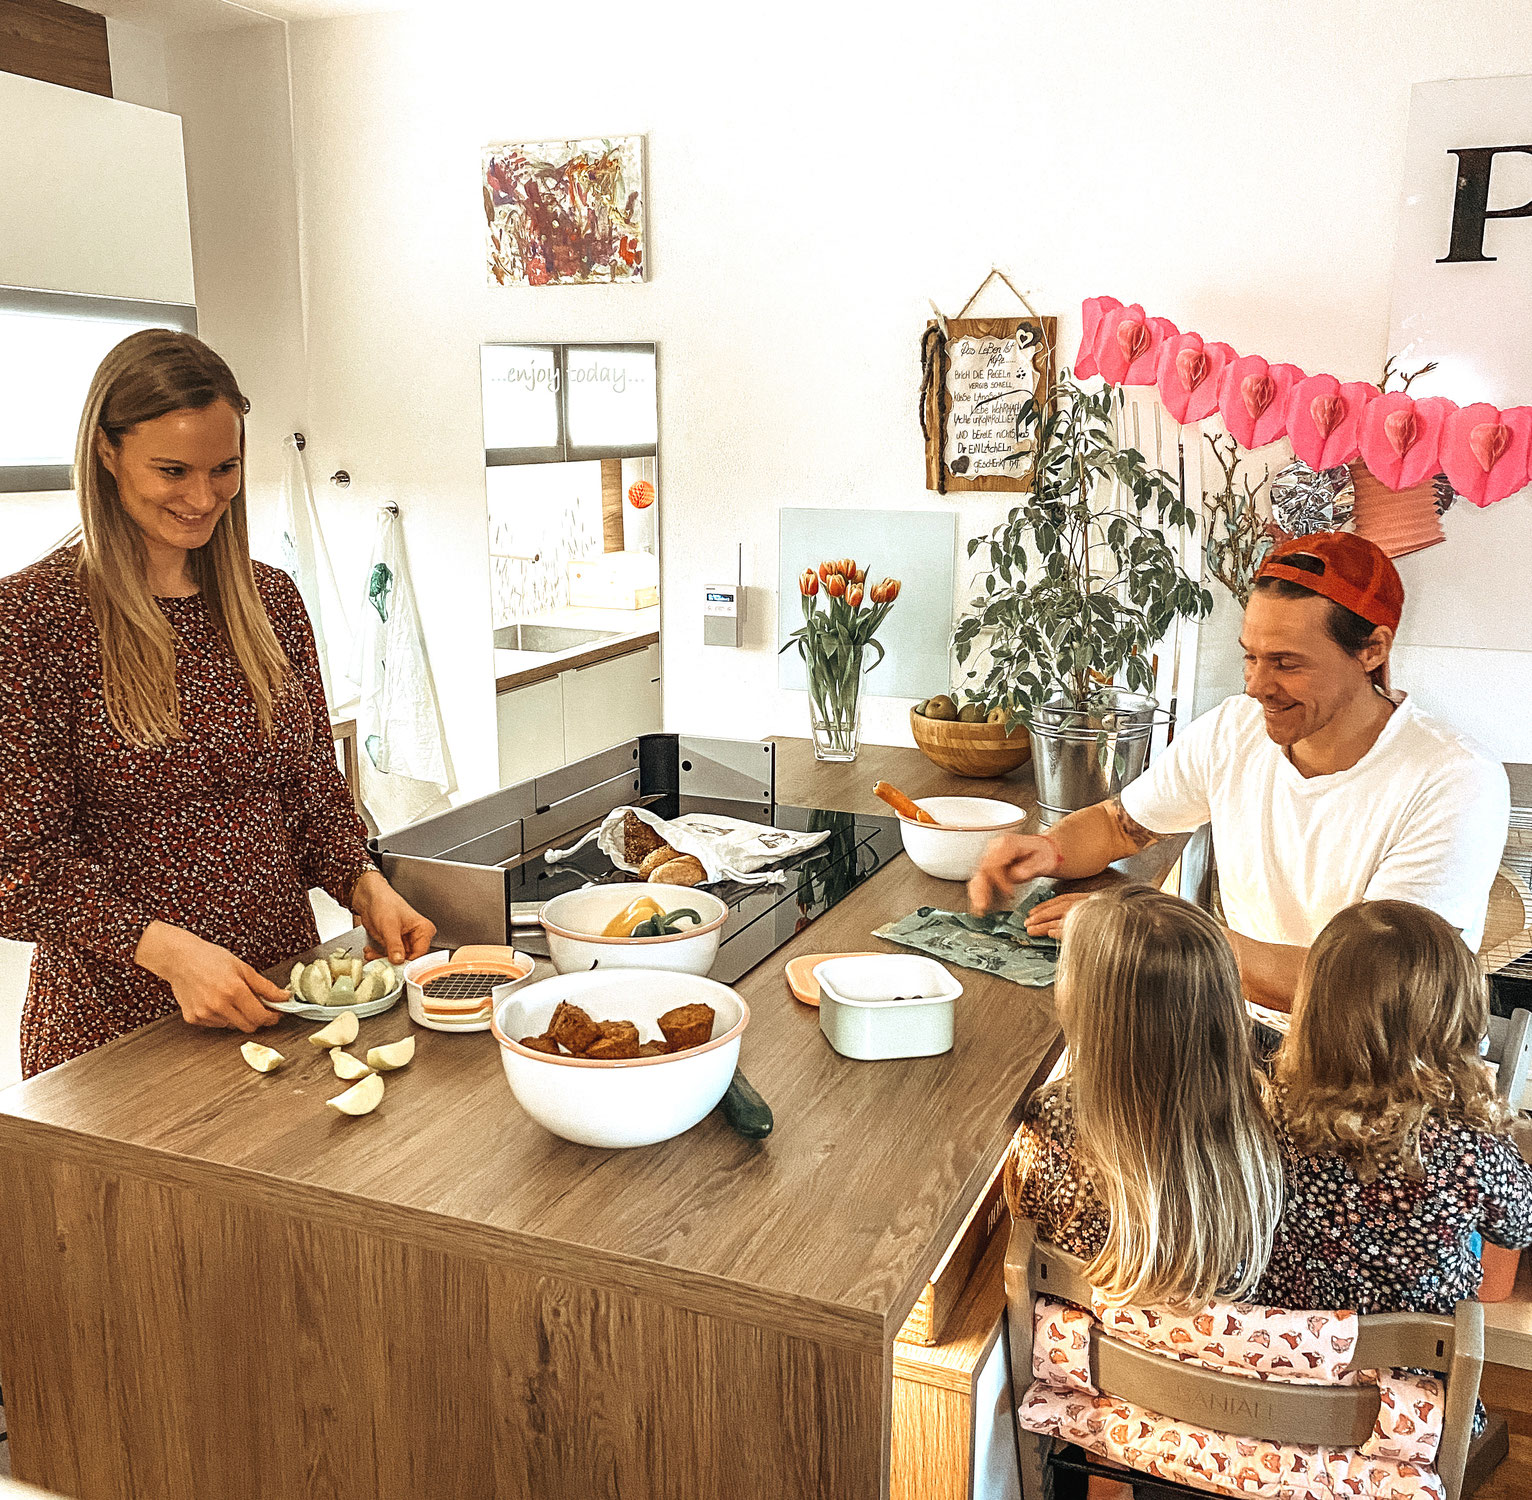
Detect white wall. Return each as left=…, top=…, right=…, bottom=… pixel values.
left=175, top=1, right=1532, bottom=800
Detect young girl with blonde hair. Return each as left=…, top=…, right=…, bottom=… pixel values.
left=1259, top=899, right=1532, bottom=1317
left=1005, top=883, right=1283, bottom=1310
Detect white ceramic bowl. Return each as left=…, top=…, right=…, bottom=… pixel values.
left=896, top=796, right=1027, bottom=882
left=491, top=969, right=748, bottom=1148
left=814, top=954, right=962, bottom=1060
left=535, top=883, right=729, bottom=976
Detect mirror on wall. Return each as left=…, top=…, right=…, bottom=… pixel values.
left=480, top=342, right=661, bottom=788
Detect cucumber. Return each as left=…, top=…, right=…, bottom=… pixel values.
left=716, top=1070, right=773, bottom=1139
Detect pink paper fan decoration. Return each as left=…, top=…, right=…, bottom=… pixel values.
left=1440, top=402, right=1532, bottom=507
left=1218, top=356, right=1304, bottom=449
left=1156, top=333, right=1237, bottom=424
left=1284, top=375, right=1375, bottom=471
left=1074, top=296, right=1122, bottom=380
left=1093, top=307, right=1177, bottom=386
left=1357, top=393, right=1454, bottom=491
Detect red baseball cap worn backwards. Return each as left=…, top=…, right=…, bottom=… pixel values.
left=1255, top=531, right=1404, bottom=632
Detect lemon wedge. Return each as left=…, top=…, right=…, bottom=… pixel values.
left=309, top=1010, right=359, bottom=1048
left=326, top=1073, right=385, bottom=1116
left=366, top=1035, right=416, bottom=1071
left=330, top=1048, right=373, bottom=1080
left=240, top=1041, right=285, bottom=1073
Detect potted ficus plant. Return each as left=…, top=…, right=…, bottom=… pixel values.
left=952, top=370, right=1211, bottom=821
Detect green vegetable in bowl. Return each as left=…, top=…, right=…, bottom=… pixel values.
left=629, top=908, right=703, bottom=938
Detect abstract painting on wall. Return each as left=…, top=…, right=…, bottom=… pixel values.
left=483, top=136, right=645, bottom=287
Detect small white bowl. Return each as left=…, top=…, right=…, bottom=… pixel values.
left=491, top=969, right=748, bottom=1148
left=896, top=796, right=1026, bottom=881
left=535, top=883, right=729, bottom=976
left=814, top=954, right=962, bottom=1061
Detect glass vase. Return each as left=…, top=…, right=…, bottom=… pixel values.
left=806, top=645, right=866, bottom=762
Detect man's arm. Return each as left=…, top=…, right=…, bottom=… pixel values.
left=968, top=797, right=1163, bottom=916
left=1222, top=929, right=1307, bottom=1013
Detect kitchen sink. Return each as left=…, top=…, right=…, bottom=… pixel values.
left=493, top=623, right=623, bottom=653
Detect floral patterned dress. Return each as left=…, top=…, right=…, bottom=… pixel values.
left=0, top=548, right=374, bottom=1077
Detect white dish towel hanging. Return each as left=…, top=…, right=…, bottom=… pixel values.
left=352, top=506, right=454, bottom=831
left=278, top=435, right=356, bottom=706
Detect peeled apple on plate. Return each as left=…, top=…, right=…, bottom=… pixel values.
left=366, top=1036, right=415, bottom=1072
left=240, top=1041, right=286, bottom=1073
left=309, top=1010, right=359, bottom=1048
left=330, top=1047, right=373, bottom=1080
left=287, top=954, right=398, bottom=1007
left=326, top=1073, right=384, bottom=1116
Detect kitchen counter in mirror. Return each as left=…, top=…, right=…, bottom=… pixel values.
left=494, top=602, right=659, bottom=691
left=0, top=745, right=1180, bottom=1500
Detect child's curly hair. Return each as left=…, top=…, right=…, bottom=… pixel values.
left=1275, top=899, right=1508, bottom=1179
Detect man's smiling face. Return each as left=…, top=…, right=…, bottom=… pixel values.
left=1240, top=588, right=1386, bottom=748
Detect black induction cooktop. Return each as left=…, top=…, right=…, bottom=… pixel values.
left=502, top=796, right=904, bottom=983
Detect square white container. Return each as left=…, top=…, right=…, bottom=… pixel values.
left=813, top=954, right=962, bottom=1061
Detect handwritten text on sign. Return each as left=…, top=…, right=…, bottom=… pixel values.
left=943, top=336, right=1036, bottom=477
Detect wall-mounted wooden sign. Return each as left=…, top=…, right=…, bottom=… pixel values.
left=921, top=316, right=1055, bottom=493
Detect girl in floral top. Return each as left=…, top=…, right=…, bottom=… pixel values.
left=1004, top=885, right=1283, bottom=1308
left=0, top=330, right=435, bottom=1076
left=1258, top=898, right=1532, bottom=1318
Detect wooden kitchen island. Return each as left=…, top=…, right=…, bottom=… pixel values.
left=0, top=745, right=1177, bottom=1500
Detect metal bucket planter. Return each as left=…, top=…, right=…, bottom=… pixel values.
left=1028, top=690, right=1160, bottom=827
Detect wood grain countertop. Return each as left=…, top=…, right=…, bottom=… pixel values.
left=494, top=628, right=659, bottom=693
left=0, top=746, right=1176, bottom=1356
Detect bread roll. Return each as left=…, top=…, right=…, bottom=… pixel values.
left=637, top=845, right=680, bottom=878
left=651, top=854, right=706, bottom=887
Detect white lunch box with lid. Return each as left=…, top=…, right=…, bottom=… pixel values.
left=813, top=954, right=962, bottom=1061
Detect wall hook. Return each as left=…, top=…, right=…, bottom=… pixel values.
left=331, top=470, right=351, bottom=487
left=292, top=431, right=306, bottom=451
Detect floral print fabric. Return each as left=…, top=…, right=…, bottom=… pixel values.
left=0, top=549, right=374, bottom=1076
left=1025, top=1295, right=1447, bottom=1498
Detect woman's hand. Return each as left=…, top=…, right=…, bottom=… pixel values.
left=967, top=833, right=1064, bottom=914
left=351, top=868, right=436, bottom=965
left=134, top=921, right=286, bottom=1033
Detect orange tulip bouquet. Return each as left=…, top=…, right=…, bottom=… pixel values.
left=782, top=558, right=901, bottom=761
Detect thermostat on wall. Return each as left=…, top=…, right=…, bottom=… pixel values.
left=703, top=583, right=741, bottom=647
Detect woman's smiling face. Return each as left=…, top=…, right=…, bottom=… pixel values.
left=97, top=400, right=243, bottom=561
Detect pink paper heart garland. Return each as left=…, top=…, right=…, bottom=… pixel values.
left=1284, top=375, right=1376, bottom=471
left=1156, top=333, right=1237, bottom=424
left=1093, top=307, right=1178, bottom=386
left=1074, top=296, right=1122, bottom=380
left=1218, top=356, right=1304, bottom=448
left=1358, top=393, right=1455, bottom=491
left=1440, top=403, right=1532, bottom=507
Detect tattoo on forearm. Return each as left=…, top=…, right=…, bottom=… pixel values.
left=1107, top=797, right=1162, bottom=852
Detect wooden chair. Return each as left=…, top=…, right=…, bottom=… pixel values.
left=1003, top=1218, right=1504, bottom=1500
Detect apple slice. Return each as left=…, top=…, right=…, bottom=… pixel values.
left=366, top=1036, right=416, bottom=1072
left=309, top=1010, right=359, bottom=1048
left=240, top=1041, right=286, bottom=1073
left=330, top=1048, right=373, bottom=1081
left=326, top=1073, right=384, bottom=1116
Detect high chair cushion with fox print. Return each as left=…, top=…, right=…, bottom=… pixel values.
left=1024, top=1295, right=1446, bottom=1500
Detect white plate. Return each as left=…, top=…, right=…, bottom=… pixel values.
left=269, top=978, right=404, bottom=1022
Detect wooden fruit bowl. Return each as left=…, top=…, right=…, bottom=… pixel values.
left=909, top=709, right=1032, bottom=779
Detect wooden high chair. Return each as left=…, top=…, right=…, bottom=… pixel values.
left=1003, top=1219, right=1505, bottom=1500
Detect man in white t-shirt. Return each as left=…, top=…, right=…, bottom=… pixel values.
left=969, top=531, right=1510, bottom=1013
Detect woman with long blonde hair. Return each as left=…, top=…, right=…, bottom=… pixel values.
left=1260, top=899, right=1532, bottom=1318
left=1004, top=884, right=1283, bottom=1310
left=0, top=329, right=434, bottom=1075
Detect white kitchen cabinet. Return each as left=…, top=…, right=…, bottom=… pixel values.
left=497, top=677, right=566, bottom=787
left=560, top=644, right=661, bottom=763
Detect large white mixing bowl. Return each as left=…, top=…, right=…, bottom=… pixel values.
left=491, top=969, right=748, bottom=1148
left=521, top=883, right=729, bottom=975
